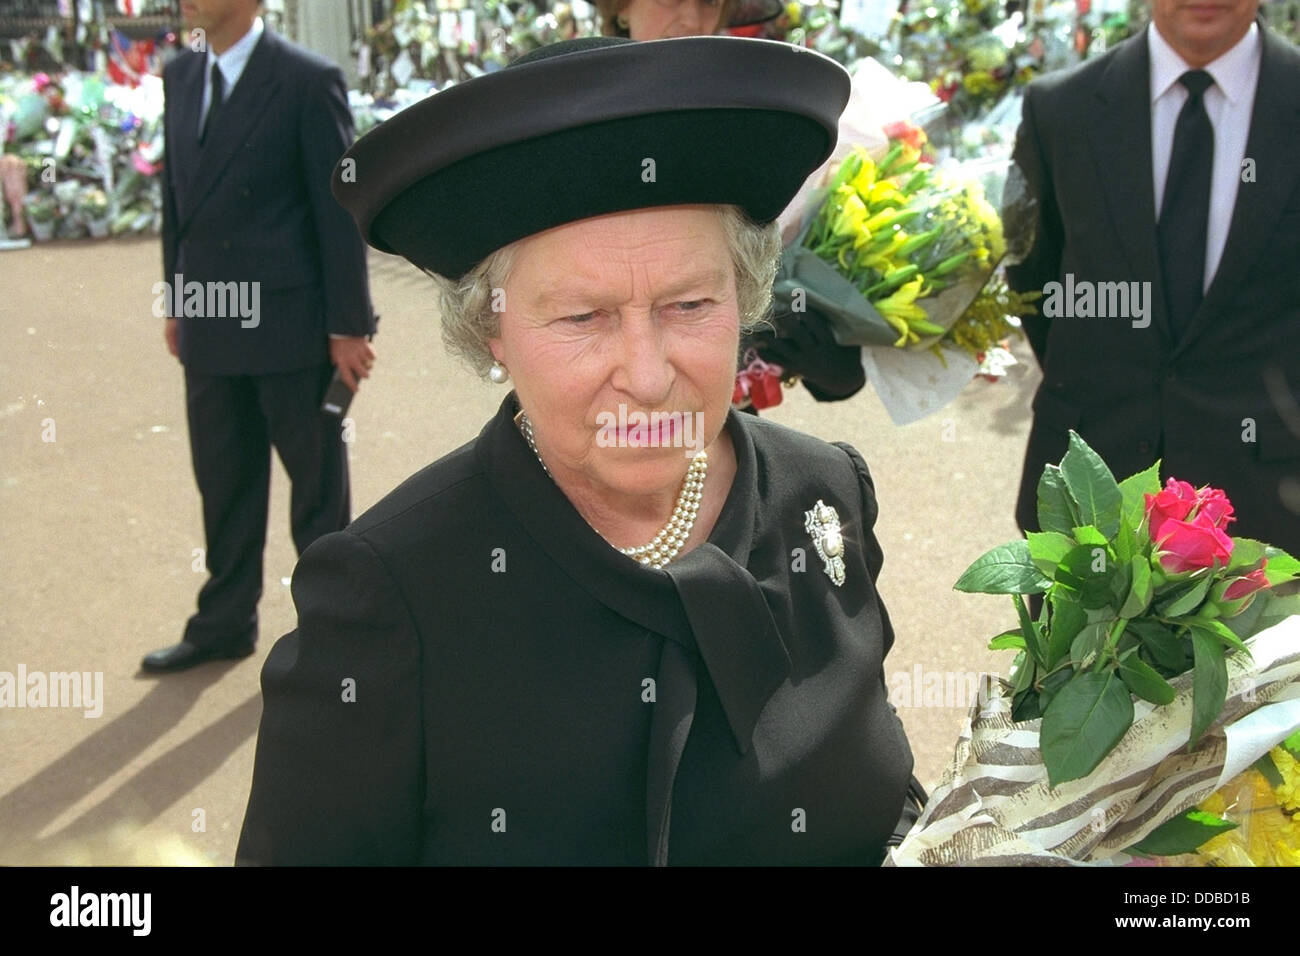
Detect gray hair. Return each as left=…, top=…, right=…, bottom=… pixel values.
left=430, top=205, right=781, bottom=379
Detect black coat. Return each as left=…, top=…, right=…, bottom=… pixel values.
left=236, top=394, right=917, bottom=865
left=161, top=29, right=375, bottom=375
left=1007, top=23, right=1300, bottom=551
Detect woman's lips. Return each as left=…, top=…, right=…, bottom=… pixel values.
left=618, top=418, right=677, bottom=444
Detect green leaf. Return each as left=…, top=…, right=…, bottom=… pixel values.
left=1129, top=618, right=1187, bottom=672
left=1108, top=560, right=1132, bottom=608
left=1127, top=810, right=1237, bottom=857
left=1072, top=525, right=1109, bottom=546
left=954, top=540, right=1051, bottom=594
left=1188, top=618, right=1252, bottom=658
left=1189, top=629, right=1228, bottom=745
left=1284, top=730, right=1300, bottom=760
left=988, top=629, right=1026, bottom=651
left=1226, top=589, right=1300, bottom=641
left=1070, top=621, right=1110, bottom=668
left=1263, top=546, right=1300, bottom=585
left=1036, top=465, right=1078, bottom=537
left=1055, top=545, right=1118, bottom=610
left=1119, top=652, right=1176, bottom=705
left=1254, top=753, right=1285, bottom=789
left=1014, top=593, right=1047, bottom=667
left=1225, top=537, right=1268, bottom=573
left=1041, top=670, right=1135, bottom=787
left=1060, top=431, right=1123, bottom=539
left=1009, top=653, right=1037, bottom=720
left=1037, top=668, right=1073, bottom=713
left=1113, top=514, right=1137, bottom=564
left=1046, top=596, right=1086, bottom=670
left=1026, top=531, right=1075, bottom=575
left=1117, top=459, right=1161, bottom=531
left=1012, top=688, right=1042, bottom=722
left=1119, top=554, right=1153, bottom=618
left=1009, top=651, right=1034, bottom=696
left=1157, top=571, right=1213, bottom=618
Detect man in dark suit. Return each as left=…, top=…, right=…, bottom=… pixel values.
left=143, top=0, right=376, bottom=673
left=1008, top=1, right=1300, bottom=554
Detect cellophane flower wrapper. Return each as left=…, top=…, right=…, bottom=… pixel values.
left=886, top=614, right=1300, bottom=866
left=772, top=137, right=1036, bottom=425
left=1164, top=744, right=1300, bottom=866
left=775, top=58, right=937, bottom=246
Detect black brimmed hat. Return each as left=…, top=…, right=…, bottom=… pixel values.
left=332, top=35, right=849, bottom=279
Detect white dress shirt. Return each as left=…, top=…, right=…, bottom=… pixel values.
left=1149, top=21, right=1261, bottom=292
left=198, top=16, right=265, bottom=137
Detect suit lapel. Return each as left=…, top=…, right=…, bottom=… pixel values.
left=176, top=29, right=282, bottom=235
left=1088, top=30, right=1174, bottom=345
left=168, top=53, right=205, bottom=203
left=1174, top=29, right=1300, bottom=358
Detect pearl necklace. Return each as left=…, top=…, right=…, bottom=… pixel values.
left=518, top=411, right=708, bottom=569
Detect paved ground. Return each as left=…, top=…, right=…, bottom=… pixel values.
left=0, top=236, right=1041, bottom=864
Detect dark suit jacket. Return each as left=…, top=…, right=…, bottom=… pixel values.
left=161, top=29, right=375, bottom=376
left=236, top=394, right=918, bottom=865
left=1007, top=23, right=1300, bottom=551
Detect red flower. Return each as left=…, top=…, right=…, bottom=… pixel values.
left=1195, top=487, right=1235, bottom=528
left=1222, top=563, right=1269, bottom=601
left=1154, top=510, right=1234, bottom=573
left=1144, top=478, right=1197, bottom=528
left=882, top=121, right=927, bottom=153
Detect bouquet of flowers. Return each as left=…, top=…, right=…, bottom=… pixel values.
left=888, top=432, right=1300, bottom=865
left=772, top=112, right=1037, bottom=423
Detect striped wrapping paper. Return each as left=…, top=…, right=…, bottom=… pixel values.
left=886, top=615, right=1300, bottom=866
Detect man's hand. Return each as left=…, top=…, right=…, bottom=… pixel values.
left=164, top=318, right=179, bottom=359
left=329, top=335, right=375, bottom=393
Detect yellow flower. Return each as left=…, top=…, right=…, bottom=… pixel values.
left=849, top=156, right=877, bottom=200
left=857, top=232, right=906, bottom=271
left=1193, top=757, right=1300, bottom=866
left=875, top=276, right=929, bottom=347
left=1274, top=747, right=1299, bottom=811
left=830, top=187, right=869, bottom=239
left=867, top=179, right=902, bottom=209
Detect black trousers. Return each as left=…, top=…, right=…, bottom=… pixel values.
left=182, top=363, right=348, bottom=649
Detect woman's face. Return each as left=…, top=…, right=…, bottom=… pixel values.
left=623, top=0, right=725, bottom=40
left=490, top=205, right=740, bottom=502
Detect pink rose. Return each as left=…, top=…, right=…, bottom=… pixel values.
left=1154, top=510, right=1234, bottom=573
left=1222, top=564, right=1269, bottom=601
left=1145, top=478, right=1197, bottom=529
left=1195, top=487, right=1235, bottom=528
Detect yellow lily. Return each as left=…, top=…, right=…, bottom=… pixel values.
left=866, top=179, right=903, bottom=210
left=874, top=276, right=929, bottom=347
left=849, top=156, right=877, bottom=200
left=830, top=187, right=869, bottom=239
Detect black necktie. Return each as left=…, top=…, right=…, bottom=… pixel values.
left=1157, top=70, right=1214, bottom=341
left=199, top=61, right=225, bottom=147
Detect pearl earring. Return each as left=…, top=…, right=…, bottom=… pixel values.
left=489, top=361, right=510, bottom=384
left=616, top=15, right=629, bottom=28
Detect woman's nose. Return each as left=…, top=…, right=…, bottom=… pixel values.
left=612, top=316, right=675, bottom=405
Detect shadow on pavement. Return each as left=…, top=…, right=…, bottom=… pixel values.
left=0, top=661, right=261, bottom=863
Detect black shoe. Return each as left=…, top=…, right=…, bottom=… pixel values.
left=141, top=639, right=256, bottom=674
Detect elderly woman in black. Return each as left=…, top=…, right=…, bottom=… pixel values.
left=236, top=36, right=918, bottom=866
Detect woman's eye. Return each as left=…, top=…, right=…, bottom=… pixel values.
left=672, top=300, right=707, bottom=312
left=565, top=312, right=597, bottom=323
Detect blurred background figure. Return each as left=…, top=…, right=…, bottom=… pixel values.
left=1007, top=1, right=1300, bottom=553
left=142, top=0, right=377, bottom=673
